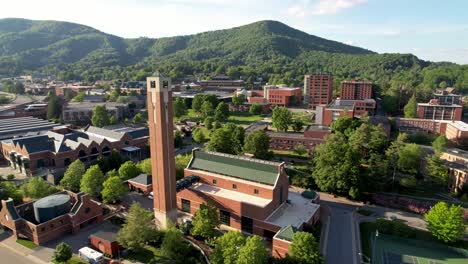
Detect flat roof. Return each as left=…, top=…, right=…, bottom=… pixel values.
left=305, top=125, right=331, bottom=132
left=190, top=183, right=271, bottom=207
left=266, top=190, right=320, bottom=228
left=448, top=121, right=468, bottom=132
left=417, top=103, right=462, bottom=107
left=0, top=117, right=58, bottom=139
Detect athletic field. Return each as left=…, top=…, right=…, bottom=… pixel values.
left=370, top=233, right=468, bottom=264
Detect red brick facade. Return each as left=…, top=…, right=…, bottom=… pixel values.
left=304, top=74, right=333, bottom=109
left=339, top=80, right=373, bottom=100
left=89, top=235, right=121, bottom=256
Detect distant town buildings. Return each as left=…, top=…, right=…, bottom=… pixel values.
left=62, top=102, right=128, bottom=125
left=303, top=74, right=333, bottom=109
left=339, top=80, right=373, bottom=100
left=199, top=76, right=244, bottom=92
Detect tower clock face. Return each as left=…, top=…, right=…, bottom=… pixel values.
left=150, top=81, right=156, bottom=88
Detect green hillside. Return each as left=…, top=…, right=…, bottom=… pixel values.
left=0, top=18, right=467, bottom=111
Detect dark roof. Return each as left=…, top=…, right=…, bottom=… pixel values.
left=275, top=225, right=297, bottom=241
left=188, top=150, right=280, bottom=186
left=0, top=117, right=57, bottom=139
left=92, top=230, right=118, bottom=242
left=128, top=174, right=152, bottom=186
left=126, top=128, right=149, bottom=139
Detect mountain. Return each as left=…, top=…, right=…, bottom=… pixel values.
left=0, top=18, right=372, bottom=75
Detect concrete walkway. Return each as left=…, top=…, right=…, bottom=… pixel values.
left=0, top=235, right=47, bottom=264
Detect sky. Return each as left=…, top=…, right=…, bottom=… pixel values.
left=1, top=0, right=467, bottom=64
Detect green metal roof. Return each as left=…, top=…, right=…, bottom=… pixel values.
left=275, top=225, right=297, bottom=241
left=189, top=150, right=280, bottom=185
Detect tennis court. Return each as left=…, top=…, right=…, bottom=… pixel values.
left=370, top=233, right=468, bottom=264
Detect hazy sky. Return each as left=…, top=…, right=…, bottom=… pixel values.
left=1, top=0, right=467, bottom=64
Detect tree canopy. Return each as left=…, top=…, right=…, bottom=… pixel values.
left=289, top=232, right=324, bottom=264
left=91, top=105, right=110, bottom=127
left=117, top=203, right=157, bottom=250
left=60, top=159, right=85, bottom=192
left=425, top=202, right=465, bottom=243
left=272, top=107, right=292, bottom=132
left=80, top=165, right=105, bottom=198
left=102, top=176, right=127, bottom=204
left=191, top=204, right=221, bottom=239
left=243, top=130, right=272, bottom=160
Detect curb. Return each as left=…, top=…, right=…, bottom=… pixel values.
left=319, top=206, right=331, bottom=256
left=0, top=241, right=48, bottom=264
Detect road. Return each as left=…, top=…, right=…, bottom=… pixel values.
left=322, top=199, right=359, bottom=264
left=0, top=246, right=35, bottom=264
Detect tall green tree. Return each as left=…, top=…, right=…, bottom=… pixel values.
left=348, top=123, right=388, bottom=161
left=232, top=94, right=245, bottom=106
left=201, top=101, right=215, bottom=119
left=102, top=176, right=127, bottom=204
left=425, top=202, right=465, bottom=243
left=192, top=127, right=207, bottom=143
left=60, top=160, right=86, bottom=192
left=212, top=231, right=246, bottom=264
left=249, top=103, right=262, bottom=115
left=291, top=119, right=304, bottom=132
left=91, top=105, right=110, bottom=127
left=117, top=203, right=157, bottom=250
left=236, top=235, right=268, bottom=264
left=47, top=93, right=62, bottom=120
left=397, top=143, right=423, bottom=175
left=137, top=158, right=152, bottom=175
left=80, top=165, right=105, bottom=198
left=118, top=161, right=141, bottom=181
left=21, top=177, right=54, bottom=199
left=160, top=227, right=190, bottom=263
left=208, top=128, right=235, bottom=154
left=432, top=135, right=448, bottom=155
left=52, top=242, right=72, bottom=263
left=289, top=232, right=323, bottom=264
left=192, top=94, right=205, bottom=113
left=191, top=204, right=221, bottom=239
left=204, top=117, right=214, bottom=130
left=243, top=130, right=272, bottom=160
left=214, top=102, right=230, bottom=122
left=331, top=117, right=362, bottom=137
left=404, top=94, right=417, bottom=118
left=426, top=155, right=449, bottom=187
left=174, top=97, right=188, bottom=118
left=72, top=92, right=86, bottom=102
left=133, top=112, right=143, bottom=124
left=272, top=107, right=292, bottom=132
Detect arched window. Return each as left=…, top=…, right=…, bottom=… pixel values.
left=78, top=150, right=87, bottom=162
left=102, top=146, right=111, bottom=156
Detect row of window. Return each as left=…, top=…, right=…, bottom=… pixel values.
left=211, top=179, right=260, bottom=194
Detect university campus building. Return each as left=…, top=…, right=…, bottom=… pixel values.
left=246, top=84, right=302, bottom=107
left=315, top=98, right=376, bottom=126
left=303, top=74, right=334, bottom=109
left=339, top=80, right=373, bottom=100
left=146, top=74, right=321, bottom=258
left=0, top=191, right=103, bottom=245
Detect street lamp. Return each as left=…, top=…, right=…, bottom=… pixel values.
left=358, top=252, right=371, bottom=264
left=372, top=230, right=379, bottom=264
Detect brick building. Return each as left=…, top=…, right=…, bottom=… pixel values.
left=199, top=76, right=244, bottom=92
left=315, top=99, right=376, bottom=126
left=127, top=174, right=152, bottom=195
left=395, top=118, right=468, bottom=144
left=0, top=117, right=57, bottom=140
left=433, top=89, right=462, bottom=105
left=440, top=149, right=468, bottom=192
left=417, top=99, right=463, bottom=121
left=0, top=126, right=148, bottom=176
left=339, top=80, right=373, bottom=100
left=177, top=150, right=320, bottom=258
left=0, top=191, right=103, bottom=245
left=63, top=102, right=128, bottom=125
left=246, top=85, right=302, bottom=107
left=303, top=74, right=333, bottom=109
left=89, top=227, right=122, bottom=256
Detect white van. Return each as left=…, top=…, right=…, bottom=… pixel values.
left=78, top=247, right=104, bottom=264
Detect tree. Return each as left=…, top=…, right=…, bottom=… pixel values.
left=160, top=227, right=190, bottom=263
left=213, top=120, right=222, bottom=129
left=293, top=144, right=307, bottom=156
left=91, top=105, right=110, bottom=127
left=138, top=158, right=152, bottom=175
left=192, top=94, right=205, bottom=113
left=289, top=232, right=323, bottom=264
left=397, top=143, right=423, bottom=175
left=312, top=133, right=361, bottom=198
left=208, top=128, right=236, bottom=154
left=204, top=117, right=214, bottom=130
left=331, top=117, right=362, bottom=136
left=21, top=177, right=53, bottom=199
left=60, top=160, right=86, bottom=192
left=47, top=93, right=62, bottom=120
left=118, top=161, right=141, bottom=181
left=175, top=154, right=191, bottom=180
left=102, top=176, right=127, bottom=204
left=272, top=107, right=292, bottom=132
left=174, top=130, right=184, bottom=148
left=212, top=231, right=246, bottom=264
left=232, top=94, right=245, bottom=106
left=425, top=202, right=465, bottom=243
left=432, top=135, right=448, bottom=154
left=117, top=203, right=157, bottom=250
left=249, top=103, right=262, bottom=115
left=174, top=97, right=188, bottom=118
left=80, top=165, right=105, bottom=198
left=201, top=101, right=215, bottom=119
left=109, top=115, right=118, bottom=125
left=0, top=181, right=23, bottom=205
left=214, top=102, right=230, bottom=122
left=426, top=155, right=449, bottom=186
left=404, top=95, right=417, bottom=118
left=348, top=123, right=388, bottom=161
left=52, top=242, right=72, bottom=263
left=133, top=112, right=143, bottom=124
left=72, top=92, right=86, bottom=102
left=291, top=119, right=304, bottom=132
left=236, top=235, right=268, bottom=264
left=191, top=204, right=221, bottom=239
left=243, top=130, right=271, bottom=160
left=192, top=127, right=207, bottom=143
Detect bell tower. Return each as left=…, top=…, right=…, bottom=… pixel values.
left=147, top=73, right=177, bottom=228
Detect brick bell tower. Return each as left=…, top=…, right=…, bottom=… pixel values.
left=147, top=73, right=177, bottom=228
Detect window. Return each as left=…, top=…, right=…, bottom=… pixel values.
left=212, top=179, right=217, bottom=185
left=254, top=189, right=259, bottom=195
left=150, top=81, right=156, bottom=88
left=85, top=207, right=91, bottom=214
left=220, top=210, right=230, bottom=226
left=181, top=199, right=191, bottom=213
left=232, top=184, right=237, bottom=189
left=241, top=216, right=253, bottom=234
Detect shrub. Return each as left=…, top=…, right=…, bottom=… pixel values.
left=7, top=174, right=15, bottom=180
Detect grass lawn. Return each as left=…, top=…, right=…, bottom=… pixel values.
left=16, top=238, right=37, bottom=249
left=360, top=222, right=468, bottom=264
left=227, top=112, right=263, bottom=126
left=273, top=149, right=309, bottom=160
left=126, top=245, right=163, bottom=263
left=292, top=112, right=315, bottom=126
left=66, top=256, right=87, bottom=264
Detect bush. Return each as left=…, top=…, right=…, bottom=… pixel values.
left=7, top=174, right=15, bottom=180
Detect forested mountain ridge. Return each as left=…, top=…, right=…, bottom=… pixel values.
left=0, top=18, right=467, bottom=111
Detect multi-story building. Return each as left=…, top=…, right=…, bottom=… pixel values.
left=0, top=191, right=103, bottom=245
left=303, top=74, right=333, bottom=109
left=315, top=99, right=376, bottom=126
left=0, top=117, right=57, bottom=140
left=177, top=150, right=320, bottom=258
left=246, top=85, right=302, bottom=107
left=440, top=149, right=468, bottom=192
left=433, top=89, right=462, bottom=105
left=0, top=126, right=149, bottom=176
left=199, top=76, right=245, bottom=92
left=62, top=102, right=128, bottom=124
left=395, top=118, right=468, bottom=144
left=339, top=80, right=373, bottom=100
left=417, top=99, right=463, bottom=121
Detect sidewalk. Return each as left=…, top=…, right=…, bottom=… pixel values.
left=0, top=236, right=48, bottom=264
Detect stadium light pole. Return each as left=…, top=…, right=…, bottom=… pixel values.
left=371, top=230, right=379, bottom=264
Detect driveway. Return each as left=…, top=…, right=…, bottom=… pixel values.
left=122, top=191, right=153, bottom=210
left=31, top=221, right=119, bottom=263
